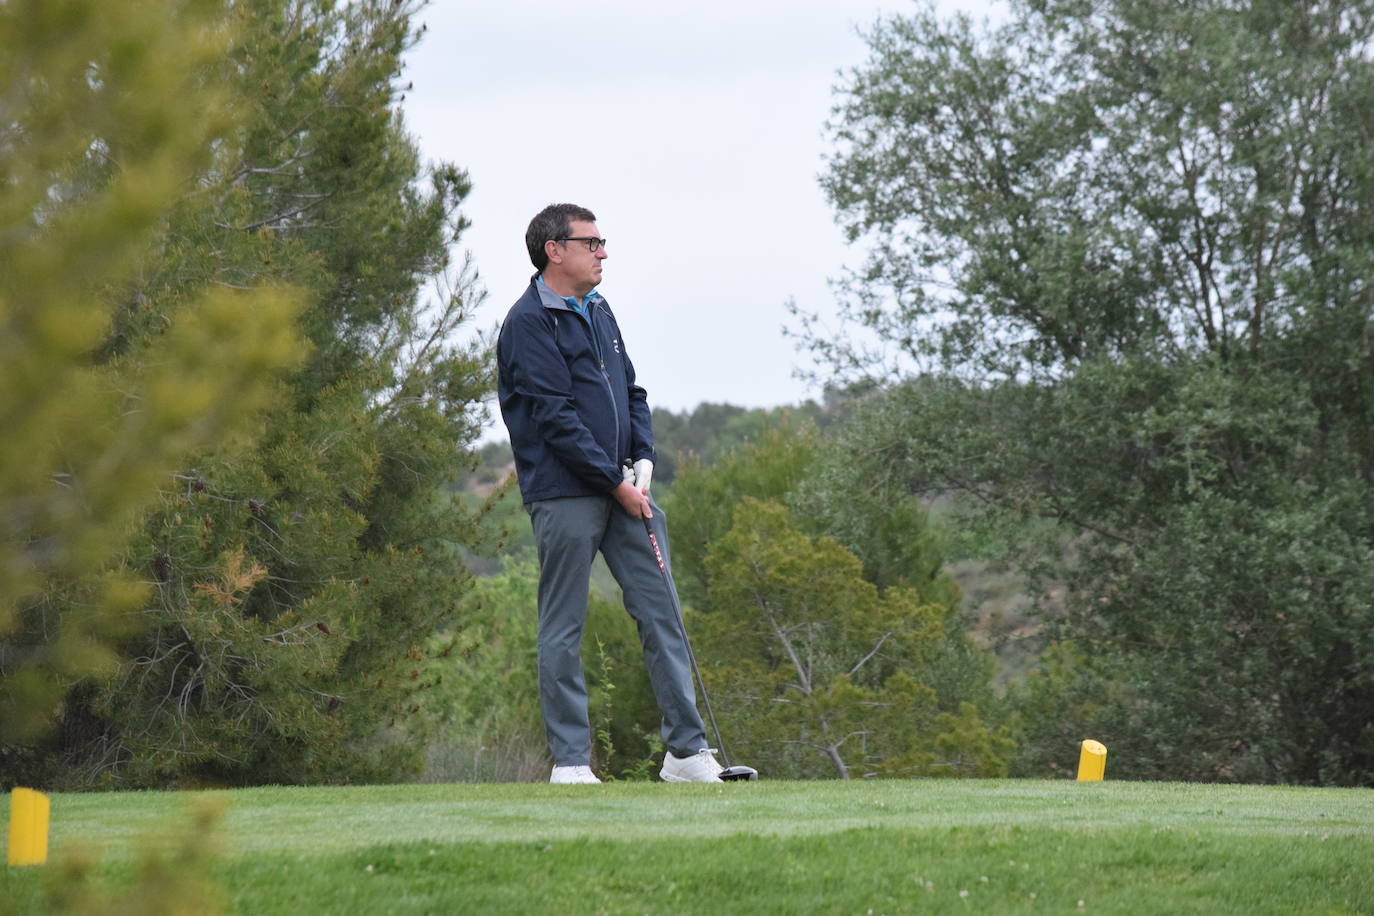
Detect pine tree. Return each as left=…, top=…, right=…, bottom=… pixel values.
left=42, top=0, right=492, bottom=787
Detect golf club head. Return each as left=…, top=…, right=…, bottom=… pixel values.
left=720, top=764, right=758, bottom=781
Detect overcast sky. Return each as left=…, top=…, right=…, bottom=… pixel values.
left=401, top=1, right=1004, bottom=435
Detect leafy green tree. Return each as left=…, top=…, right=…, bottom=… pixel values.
left=36, top=0, right=492, bottom=787
left=0, top=0, right=301, bottom=772
left=817, top=0, right=1374, bottom=783
left=650, top=402, right=829, bottom=485
left=666, top=424, right=819, bottom=605
left=700, top=500, right=1011, bottom=778
left=665, top=425, right=1010, bottom=779
left=792, top=408, right=1004, bottom=719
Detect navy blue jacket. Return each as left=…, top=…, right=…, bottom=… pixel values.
left=497, top=277, right=655, bottom=504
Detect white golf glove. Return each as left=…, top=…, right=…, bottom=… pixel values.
left=622, top=464, right=635, bottom=485
left=631, top=458, right=654, bottom=493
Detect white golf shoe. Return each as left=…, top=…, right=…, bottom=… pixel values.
left=660, top=748, right=725, bottom=783
left=549, top=765, right=601, bottom=784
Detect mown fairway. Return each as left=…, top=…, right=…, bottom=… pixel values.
left=3, top=780, right=1372, bottom=914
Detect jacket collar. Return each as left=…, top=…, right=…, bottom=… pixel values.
left=532, top=273, right=602, bottom=313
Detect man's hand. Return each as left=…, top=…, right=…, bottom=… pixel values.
left=612, top=479, right=652, bottom=519
left=630, top=458, right=653, bottom=493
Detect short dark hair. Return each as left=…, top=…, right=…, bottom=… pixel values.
left=526, top=203, right=597, bottom=271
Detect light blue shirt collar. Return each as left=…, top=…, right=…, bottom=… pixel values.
left=537, top=274, right=600, bottom=315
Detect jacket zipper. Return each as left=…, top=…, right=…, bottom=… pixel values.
left=580, top=302, right=621, bottom=464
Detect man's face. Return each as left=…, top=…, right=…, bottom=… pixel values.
left=549, top=219, right=607, bottom=294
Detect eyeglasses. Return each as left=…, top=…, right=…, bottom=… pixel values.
left=556, top=237, right=606, bottom=253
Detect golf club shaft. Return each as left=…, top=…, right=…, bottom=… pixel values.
left=642, top=517, right=732, bottom=767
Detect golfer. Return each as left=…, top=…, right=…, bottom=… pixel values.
left=496, top=203, right=724, bottom=784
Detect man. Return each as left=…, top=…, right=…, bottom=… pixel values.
left=496, top=203, right=724, bottom=784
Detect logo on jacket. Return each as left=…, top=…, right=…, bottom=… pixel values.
left=613, top=338, right=620, bottom=354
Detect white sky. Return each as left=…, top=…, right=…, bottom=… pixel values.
left=401, top=1, right=1004, bottom=435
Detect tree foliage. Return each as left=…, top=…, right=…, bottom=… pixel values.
left=700, top=500, right=1011, bottom=778
left=818, top=0, right=1374, bottom=784
left=649, top=402, right=829, bottom=485
left=0, top=0, right=301, bottom=756
left=6, top=0, right=492, bottom=788
left=412, top=557, right=544, bottom=783
left=666, top=424, right=820, bottom=606
left=666, top=427, right=1012, bottom=779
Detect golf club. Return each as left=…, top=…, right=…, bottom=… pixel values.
left=641, top=516, right=758, bottom=781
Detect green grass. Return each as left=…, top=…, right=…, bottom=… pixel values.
left=3, top=780, right=1372, bottom=914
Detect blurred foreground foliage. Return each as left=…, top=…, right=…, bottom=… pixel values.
left=0, top=0, right=300, bottom=761
left=42, top=797, right=229, bottom=916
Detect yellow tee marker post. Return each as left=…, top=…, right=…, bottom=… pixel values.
left=7, top=787, right=50, bottom=866
left=1077, top=739, right=1107, bottom=781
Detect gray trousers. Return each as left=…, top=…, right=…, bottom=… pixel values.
left=528, top=494, right=707, bottom=765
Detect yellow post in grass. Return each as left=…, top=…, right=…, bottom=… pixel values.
left=1077, top=739, right=1107, bottom=781
left=7, top=788, right=50, bottom=866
